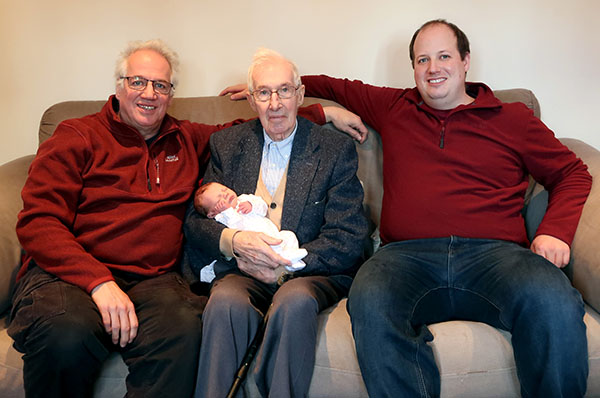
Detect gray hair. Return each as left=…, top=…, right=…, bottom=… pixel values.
left=247, top=48, right=301, bottom=92
left=114, top=39, right=180, bottom=92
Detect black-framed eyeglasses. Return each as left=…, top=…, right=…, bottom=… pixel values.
left=120, top=76, right=174, bottom=95
left=250, top=85, right=300, bottom=102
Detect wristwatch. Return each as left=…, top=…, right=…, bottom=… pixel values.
left=277, top=270, right=294, bottom=286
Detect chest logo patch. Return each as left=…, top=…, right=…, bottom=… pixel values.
left=165, top=155, right=179, bottom=162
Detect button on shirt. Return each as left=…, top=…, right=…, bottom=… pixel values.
left=261, top=121, right=297, bottom=197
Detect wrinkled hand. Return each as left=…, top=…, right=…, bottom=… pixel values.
left=530, top=234, right=570, bottom=268
left=323, top=106, right=368, bottom=143
left=237, top=201, right=252, bottom=214
left=219, top=84, right=249, bottom=101
left=232, top=231, right=291, bottom=283
left=91, top=281, right=138, bottom=347
left=236, top=257, right=280, bottom=284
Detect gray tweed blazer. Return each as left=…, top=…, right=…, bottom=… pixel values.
left=183, top=116, right=368, bottom=279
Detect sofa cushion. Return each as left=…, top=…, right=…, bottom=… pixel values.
left=561, top=138, right=600, bottom=313
left=0, top=156, right=35, bottom=314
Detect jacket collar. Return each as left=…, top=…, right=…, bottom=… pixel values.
left=281, top=117, right=321, bottom=231
left=230, top=117, right=321, bottom=232
left=230, top=120, right=265, bottom=195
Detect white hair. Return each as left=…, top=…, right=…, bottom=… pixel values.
left=247, top=48, right=301, bottom=92
left=114, top=39, right=180, bottom=92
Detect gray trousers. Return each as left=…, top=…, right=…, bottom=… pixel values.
left=194, top=272, right=350, bottom=398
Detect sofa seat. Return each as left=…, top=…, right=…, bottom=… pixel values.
left=2, top=300, right=599, bottom=397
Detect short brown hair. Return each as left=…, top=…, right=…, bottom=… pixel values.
left=193, top=182, right=216, bottom=216
left=409, top=19, right=470, bottom=67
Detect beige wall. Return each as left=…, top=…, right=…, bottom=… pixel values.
left=1, top=0, right=598, bottom=165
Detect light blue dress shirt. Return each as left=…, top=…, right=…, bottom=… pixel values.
left=261, top=120, right=298, bottom=196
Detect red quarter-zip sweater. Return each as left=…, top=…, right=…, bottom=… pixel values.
left=303, top=75, right=592, bottom=246
left=16, top=96, right=325, bottom=293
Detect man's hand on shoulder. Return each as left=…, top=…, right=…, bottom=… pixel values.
left=323, top=106, right=368, bottom=144
left=530, top=234, right=570, bottom=268
left=91, top=281, right=138, bottom=347
left=219, top=84, right=248, bottom=101
left=220, top=84, right=369, bottom=143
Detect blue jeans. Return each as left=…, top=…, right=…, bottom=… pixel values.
left=347, top=237, right=588, bottom=398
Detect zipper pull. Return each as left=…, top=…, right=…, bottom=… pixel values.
left=439, top=125, right=445, bottom=149
left=155, top=159, right=160, bottom=185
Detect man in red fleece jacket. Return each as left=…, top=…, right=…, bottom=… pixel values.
left=220, top=19, right=593, bottom=398
left=7, top=39, right=333, bottom=398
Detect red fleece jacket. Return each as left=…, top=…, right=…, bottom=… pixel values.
left=303, top=75, right=592, bottom=246
left=16, top=96, right=325, bottom=292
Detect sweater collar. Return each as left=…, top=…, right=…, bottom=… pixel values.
left=100, top=95, right=180, bottom=141
left=405, top=82, right=503, bottom=112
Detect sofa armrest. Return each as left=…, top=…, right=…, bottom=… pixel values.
left=560, top=138, right=600, bottom=312
left=0, top=155, right=34, bottom=314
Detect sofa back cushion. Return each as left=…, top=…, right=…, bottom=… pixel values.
left=37, top=89, right=539, bottom=224
left=38, top=97, right=344, bottom=144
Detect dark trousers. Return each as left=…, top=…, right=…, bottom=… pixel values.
left=8, top=266, right=206, bottom=398
left=195, top=272, right=351, bottom=398
left=348, top=237, right=588, bottom=398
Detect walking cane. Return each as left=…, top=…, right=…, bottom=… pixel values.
left=226, top=303, right=273, bottom=398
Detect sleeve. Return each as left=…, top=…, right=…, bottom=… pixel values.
left=189, top=121, right=245, bottom=174
left=183, top=134, right=234, bottom=260
left=297, top=104, right=326, bottom=125
left=520, top=109, right=592, bottom=245
left=16, top=123, right=115, bottom=292
left=302, top=74, right=403, bottom=133
left=214, top=207, right=243, bottom=228
left=239, top=194, right=268, bottom=217
left=295, top=135, right=369, bottom=276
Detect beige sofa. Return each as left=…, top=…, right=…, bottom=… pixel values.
left=0, top=90, right=599, bottom=397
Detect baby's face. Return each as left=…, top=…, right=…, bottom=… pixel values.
left=200, top=183, right=239, bottom=217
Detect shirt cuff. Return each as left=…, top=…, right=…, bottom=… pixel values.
left=220, top=228, right=239, bottom=258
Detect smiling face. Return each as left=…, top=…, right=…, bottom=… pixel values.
left=115, top=49, right=173, bottom=139
left=412, top=23, right=471, bottom=110
left=247, top=58, right=305, bottom=142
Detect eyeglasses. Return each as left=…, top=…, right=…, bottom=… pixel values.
left=250, top=85, right=300, bottom=102
left=120, top=76, right=174, bottom=95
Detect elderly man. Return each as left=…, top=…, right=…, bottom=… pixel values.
left=219, top=19, right=595, bottom=398
left=8, top=40, right=333, bottom=398
left=184, top=48, right=368, bottom=398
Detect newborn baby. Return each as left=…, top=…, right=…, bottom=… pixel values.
left=194, top=182, right=308, bottom=282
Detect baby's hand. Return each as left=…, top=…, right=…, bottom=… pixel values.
left=238, top=201, right=252, bottom=214
left=213, top=199, right=231, bottom=214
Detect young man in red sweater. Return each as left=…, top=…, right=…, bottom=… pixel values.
left=222, top=19, right=592, bottom=398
